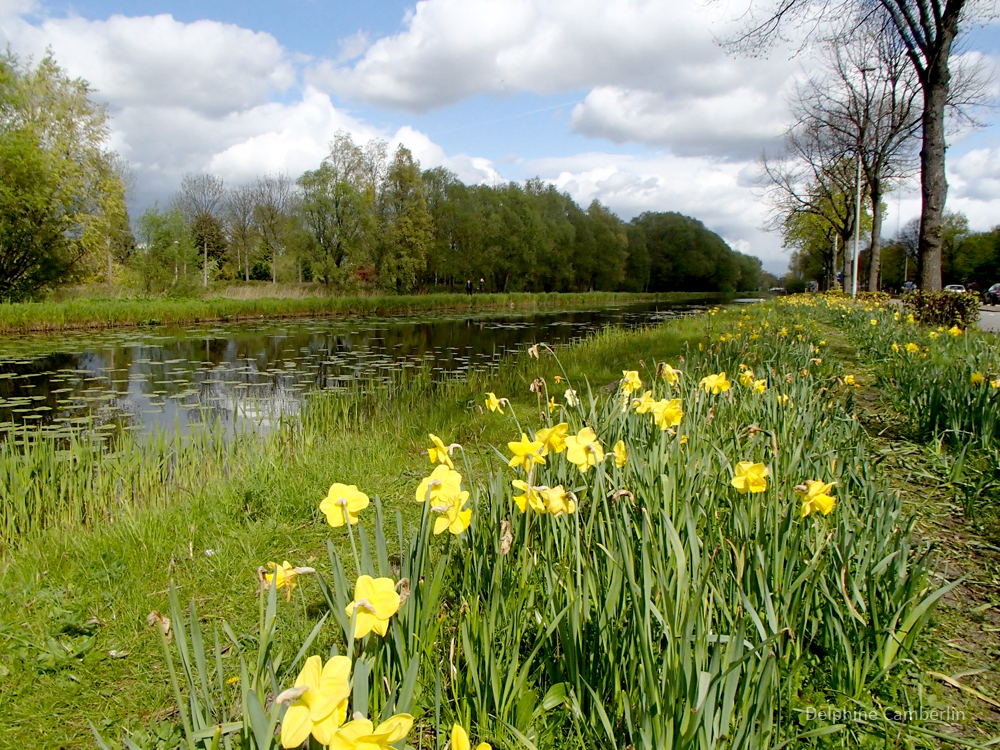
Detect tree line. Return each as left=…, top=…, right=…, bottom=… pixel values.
left=0, top=53, right=762, bottom=300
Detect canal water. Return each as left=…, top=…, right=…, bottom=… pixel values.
left=0, top=300, right=704, bottom=438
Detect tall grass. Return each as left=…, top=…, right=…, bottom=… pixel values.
left=0, top=291, right=718, bottom=334
left=102, top=302, right=959, bottom=749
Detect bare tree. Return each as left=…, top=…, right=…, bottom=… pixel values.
left=727, top=0, right=994, bottom=290
left=252, top=173, right=292, bottom=284
left=175, top=173, right=225, bottom=287
left=224, top=183, right=257, bottom=282
left=791, top=23, right=922, bottom=291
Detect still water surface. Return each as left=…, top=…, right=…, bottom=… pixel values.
left=0, top=300, right=702, bottom=438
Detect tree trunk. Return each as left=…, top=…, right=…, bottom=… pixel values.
left=106, top=244, right=113, bottom=286
left=868, top=182, right=883, bottom=292
left=918, top=24, right=957, bottom=291
left=203, top=240, right=208, bottom=287
left=272, top=246, right=277, bottom=284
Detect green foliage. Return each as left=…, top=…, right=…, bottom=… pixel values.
left=902, top=290, right=980, bottom=327
left=0, top=53, right=129, bottom=300
left=133, top=207, right=199, bottom=295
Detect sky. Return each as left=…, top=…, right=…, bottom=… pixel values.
left=2, top=0, right=1000, bottom=275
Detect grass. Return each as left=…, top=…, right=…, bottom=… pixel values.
left=0, top=290, right=723, bottom=334
left=0, top=320, right=701, bottom=750
left=2, top=299, right=997, bottom=750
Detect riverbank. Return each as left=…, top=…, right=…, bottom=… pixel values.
left=1, top=299, right=995, bottom=749
left=0, top=290, right=722, bottom=334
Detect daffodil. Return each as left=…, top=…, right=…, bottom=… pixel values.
left=753, top=379, right=767, bottom=393
left=870, top=318, right=878, bottom=326
left=542, top=485, right=576, bottom=517
left=948, top=325, right=963, bottom=337
left=739, top=369, right=754, bottom=387
left=450, top=723, right=492, bottom=750
left=699, top=372, right=731, bottom=395
left=427, top=433, right=455, bottom=469
left=660, top=363, right=681, bottom=386
left=432, top=491, right=472, bottom=535
left=631, top=390, right=656, bottom=414
left=891, top=342, right=899, bottom=353
left=512, top=479, right=546, bottom=513
left=992, top=379, right=1000, bottom=389
left=620, top=370, right=642, bottom=395
left=905, top=342, right=919, bottom=353
left=345, top=576, right=401, bottom=639
left=330, top=714, right=413, bottom=750
left=796, top=480, right=836, bottom=517
left=928, top=331, right=940, bottom=339
left=843, top=375, right=856, bottom=386
left=971, top=371, right=985, bottom=385
left=508, top=433, right=545, bottom=471
left=564, top=388, right=578, bottom=407
left=651, top=398, right=683, bottom=430
left=548, top=397, right=558, bottom=413
left=613, top=439, right=628, bottom=468
left=264, top=561, right=315, bottom=602
left=907, top=313, right=915, bottom=324
left=415, top=464, right=463, bottom=504
left=731, top=462, right=769, bottom=494
left=535, top=423, right=568, bottom=455
left=278, top=655, right=351, bottom=748
left=321, top=484, right=370, bottom=528
left=485, top=392, right=504, bottom=413
left=565, top=427, right=604, bottom=473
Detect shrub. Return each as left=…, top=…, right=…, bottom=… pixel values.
left=902, top=290, right=980, bottom=327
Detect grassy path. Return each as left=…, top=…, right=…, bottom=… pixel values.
left=816, top=320, right=1000, bottom=741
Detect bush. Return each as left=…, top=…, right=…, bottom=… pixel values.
left=902, top=290, right=980, bottom=327
left=856, top=291, right=890, bottom=305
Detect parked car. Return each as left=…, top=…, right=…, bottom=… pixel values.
left=987, top=283, right=1000, bottom=305
left=944, top=284, right=967, bottom=293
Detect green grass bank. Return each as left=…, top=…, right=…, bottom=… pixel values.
left=0, top=290, right=723, bottom=334
left=1, top=299, right=996, bottom=749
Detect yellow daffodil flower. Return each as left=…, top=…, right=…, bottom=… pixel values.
left=554, top=375, right=564, bottom=383
left=660, top=363, right=681, bottom=386
left=451, top=723, right=492, bottom=750
left=778, top=327, right=788, bottom=337
left=565, top=427, right=604, bottom=473
left=893, top=311, right=900, bottom=321
left=870, top=318, right=878, bottom=326
left=652, top=398, right=683, bottom=430
left=613, top=439, right=628, bottom=468
left=508, top=434, right=546, bottom=471
left=620, top=370, right=642, bottom=395
left=548, top=397, right=558, bottom=413
left=427, top=434, right=454, bottom=469
left=264, top=561, right=314, bottom=602
left=542, top=485, right=576, bottom=517
left=928, top=331, right=940, bottom=339
left=907, top=313, right=915, bottom=324
left=680, top=435, right=688, bottom=445
left=278, top=655, right=351, bottom=748
left=972, top=371, right=985, bottom=385
left=535, top=423, right=568, bottom=455
left=948, top=325, right=962, bottom=337
left=632, top=390, right=656, bottom=414
left=843, top=375, right=856, bottom=386
left=992, top=379, right=1000, bottom=389
left=432, top=491, right=472, bottom=535
left=321, top=484, right=370, bottom=528
left=345, top=576, right=401, bottom=639
left=512, top=479, right=546, bottom=513
left=890, top=342, right=899, bottom=353
left=797, top=479, right=836, bottom=517
left=739, top=369, right=754, bottom=387
left=731, top=462, right=769, bottom=494
left=753, top=379, right=767, bottom=393
left=905, top=342, right=919, bottom=353
left=699, top=372, right=731, bottom=395
left=415, top=464, right=463, bottom=504
left=564, top=388, right=578, bottom=406
left=485, top=392, right=504, bottom=413
left=330, top=714, right=413, bottom=750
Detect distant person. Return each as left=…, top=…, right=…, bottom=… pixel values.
left=466, top=279, right=473, bottom=296
left=479, top=277, right=485, bottom=293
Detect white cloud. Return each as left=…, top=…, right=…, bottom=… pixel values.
left=309, top=0, right=797, bottom=158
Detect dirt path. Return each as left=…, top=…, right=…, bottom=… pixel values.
left=820, top=323, right=1000, bottom=744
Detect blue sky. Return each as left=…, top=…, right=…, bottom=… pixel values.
left=3, top=0, right=1000, bottom=274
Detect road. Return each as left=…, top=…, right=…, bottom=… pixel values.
left=980, top=306, right=1000, bottom=332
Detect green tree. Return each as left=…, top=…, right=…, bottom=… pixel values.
left=0, top=53, right=128, bottom=300
left=377, top=146, right=432, bottom=293
left=133, top=207, right=197, bottom=294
